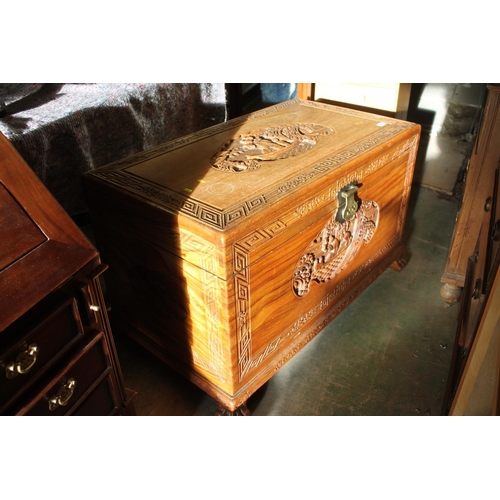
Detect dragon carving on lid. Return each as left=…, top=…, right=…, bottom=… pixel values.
left=210, top=123, right=333, bottom=172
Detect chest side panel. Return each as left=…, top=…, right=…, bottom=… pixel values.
left=87, top=203, right=235, bottom=393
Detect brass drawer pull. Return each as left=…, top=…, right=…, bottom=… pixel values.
left=48, top=378, right=77, bottom=411
left=5, top=344, right=39, bottom=379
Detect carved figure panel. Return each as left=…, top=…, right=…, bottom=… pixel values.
left=210, top=123, right=333, bottom=172
left=292, top=199, right=380, bottom=297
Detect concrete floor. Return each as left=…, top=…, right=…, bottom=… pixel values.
left=113, top=184, right=460, bottom=416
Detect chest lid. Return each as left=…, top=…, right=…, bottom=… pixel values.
left=86, top=99, right=419, bottom=280
left=88, top=100, right=415, bottom=229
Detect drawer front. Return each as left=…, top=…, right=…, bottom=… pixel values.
left=20, top=332, right=110, bottom=416
left=72, top=377, right=118, bottom=416
left=0, top=296, right=84, bottom=412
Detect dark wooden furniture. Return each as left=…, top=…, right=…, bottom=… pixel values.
left=440, top=84, right=500, bottom=305
left=447, top=259, right=500, bottom=415
left=84, top=99, right=420, bottom=415
left=442, top=86, right=500, bottom=414
left=0, top=132, right=135, bottom=416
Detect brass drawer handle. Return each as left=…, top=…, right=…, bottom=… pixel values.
left=5, top=344, right=39, bottom=379
left=48, top=378, right=77, bottom=411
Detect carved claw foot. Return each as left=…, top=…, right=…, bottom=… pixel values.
left=216, top=404, right=251, bottom=416
left=440, top=283, right=462, bottom=306
left=390, top=252, right=409, bottom=272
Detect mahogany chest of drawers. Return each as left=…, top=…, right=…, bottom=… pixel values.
left=84, top=99, right=421, bottom=415
left=0, top=133, right=135, bottom=416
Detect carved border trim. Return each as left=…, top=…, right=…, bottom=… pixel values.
left=233, top=245, right=252, bottom=378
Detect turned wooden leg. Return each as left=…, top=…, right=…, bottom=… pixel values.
left=216, top=404, right=251, bottom=416
left=440, top=282, right=462, bottom=306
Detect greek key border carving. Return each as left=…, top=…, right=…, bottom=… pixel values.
left=233, top=245, right=252, bottom=377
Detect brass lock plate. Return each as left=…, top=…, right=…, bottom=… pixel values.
left=336, top=182, right=360, bottom=222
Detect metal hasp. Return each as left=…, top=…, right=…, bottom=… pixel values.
left=336, top=182, right=360, bottom=222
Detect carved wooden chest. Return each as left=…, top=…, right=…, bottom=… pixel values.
left=83, top=99, right=420, bottom=415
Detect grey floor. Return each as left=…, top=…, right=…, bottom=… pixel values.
left=113, top=184, right=460, bottom=416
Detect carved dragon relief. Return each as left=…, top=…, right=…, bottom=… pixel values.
left=210, top=123, right=333, bottom=172
left=292, top=184, right=380, bottom=297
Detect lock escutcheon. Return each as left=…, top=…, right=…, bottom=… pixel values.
left=336, top=182, right=360, bottom=223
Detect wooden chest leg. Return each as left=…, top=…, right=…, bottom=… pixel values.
left=440, top=282, right=462, bottom=305
left=216, top=404, right=251, bottom=416
left=390, top=246, right=409, bottom=272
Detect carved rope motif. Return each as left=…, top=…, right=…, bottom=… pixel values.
left=292, top=199, right=380, bottom=297
left=210, top=123, right=333, bottom=172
